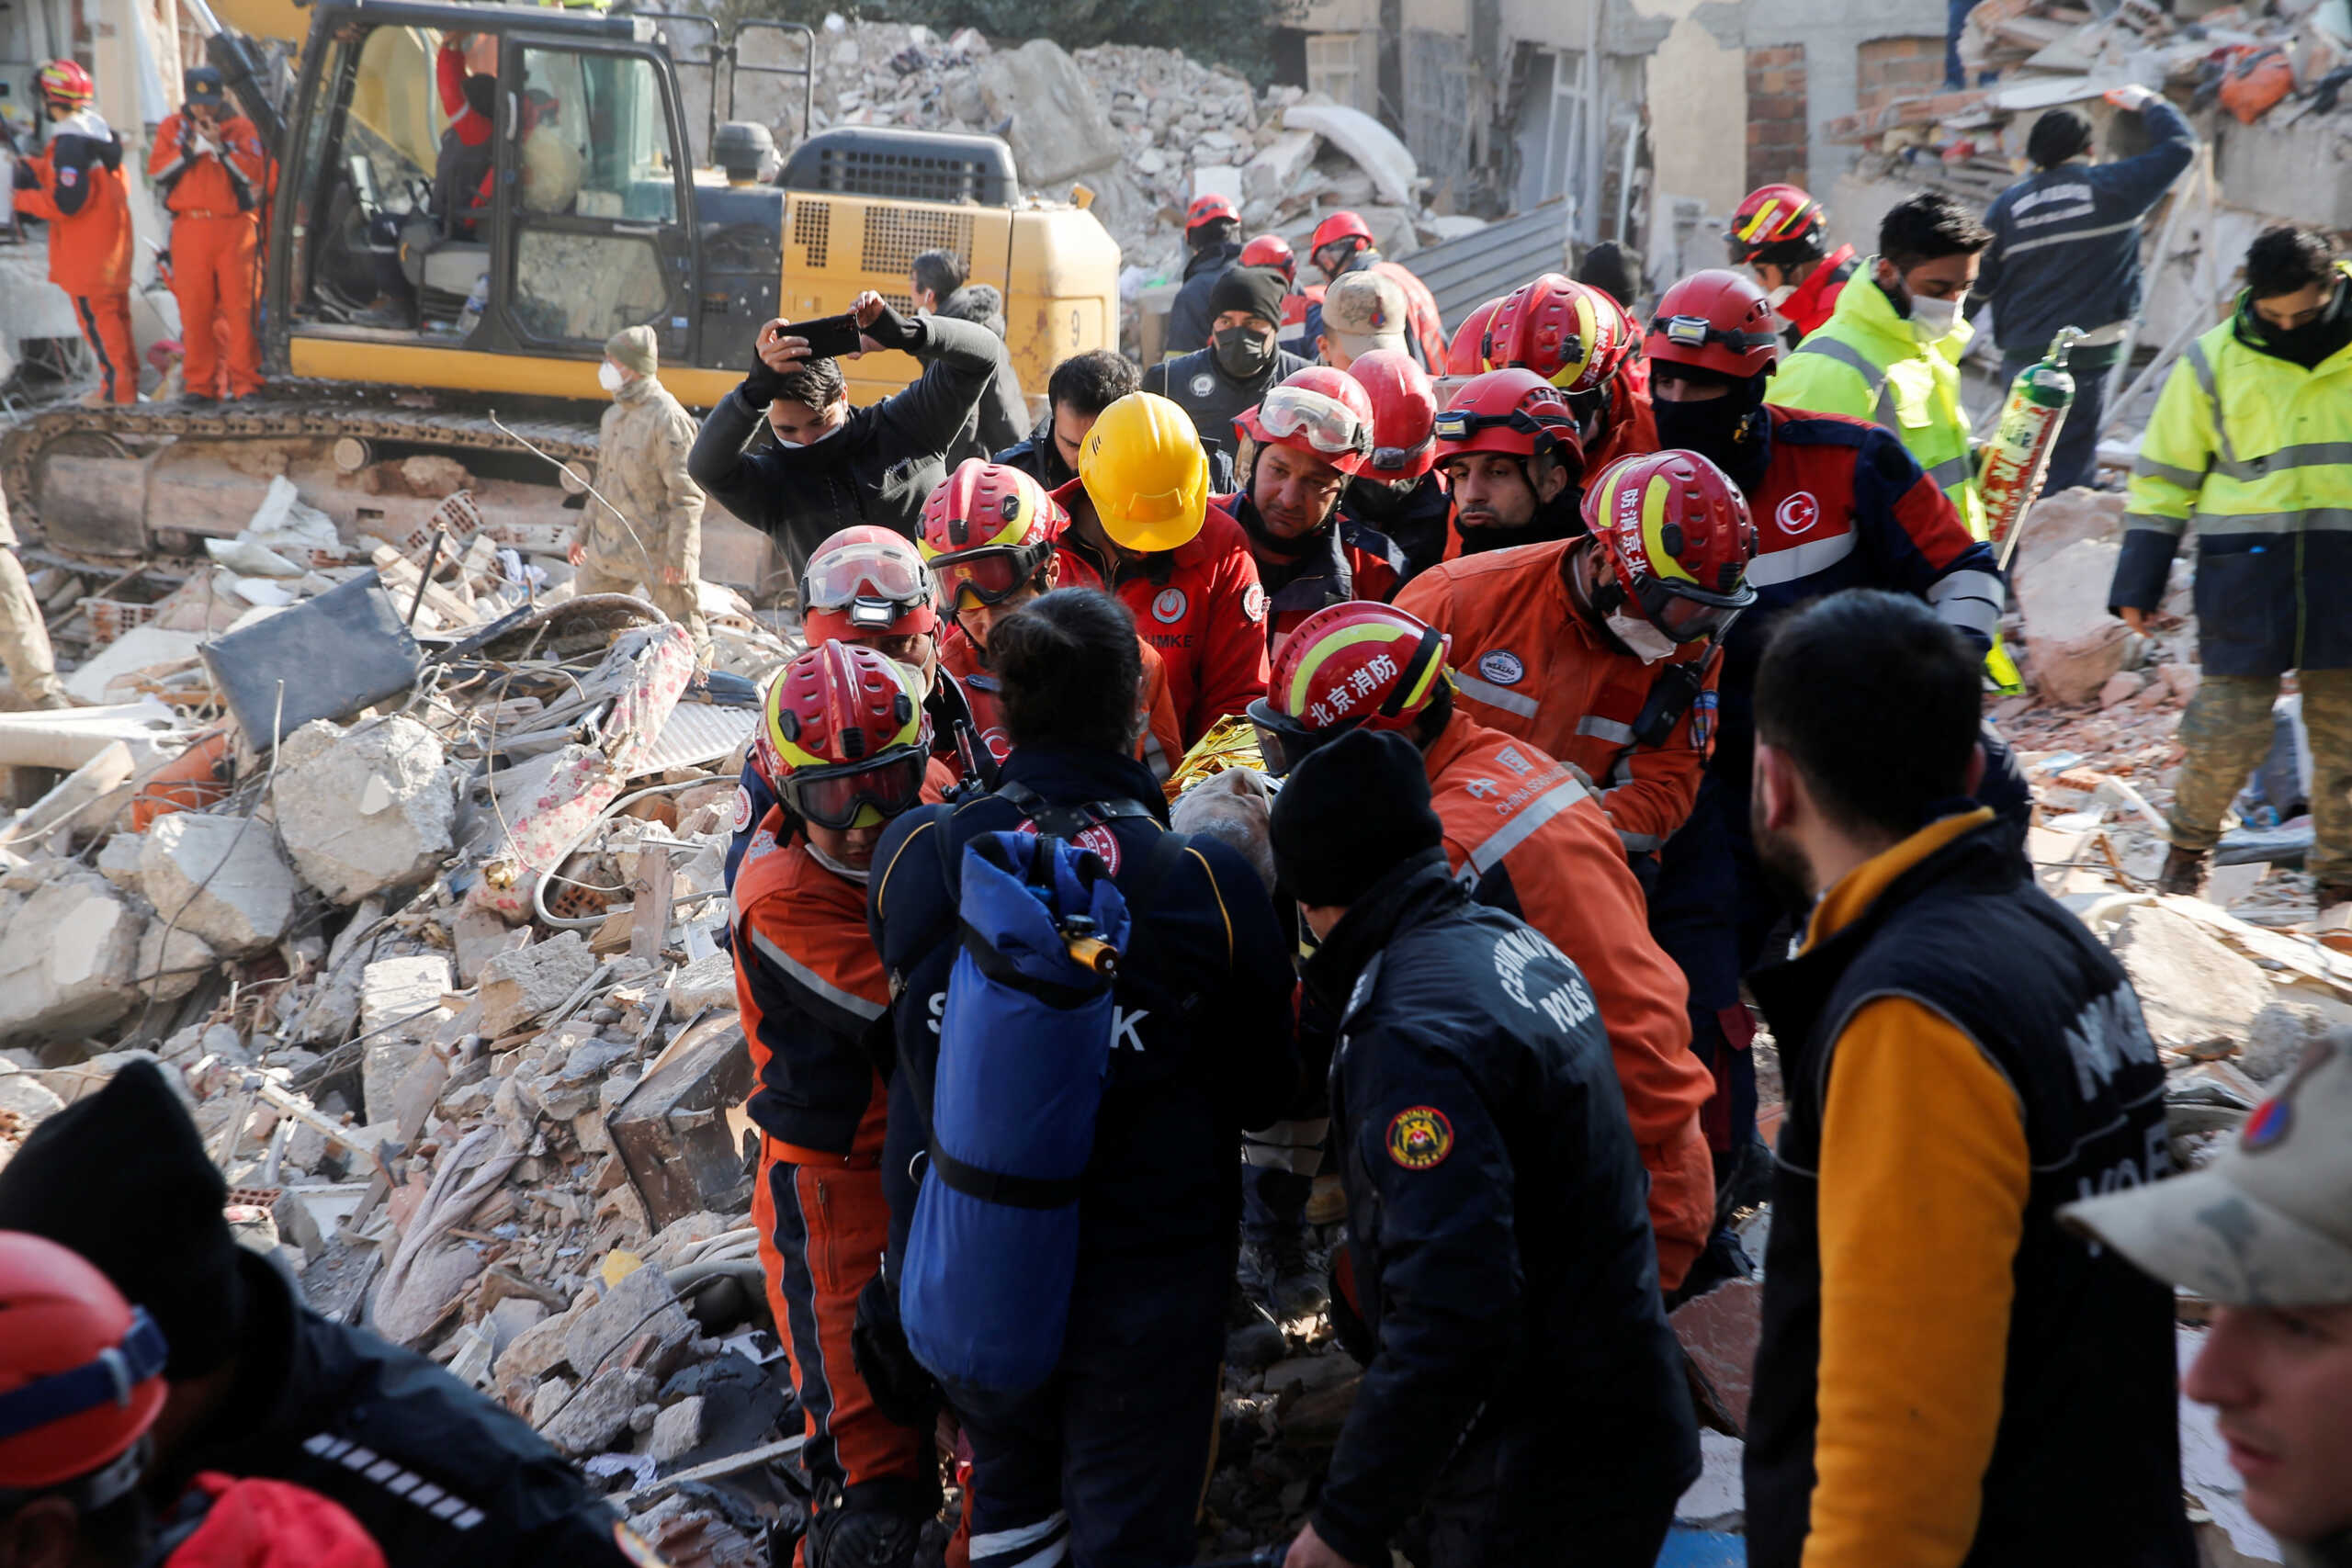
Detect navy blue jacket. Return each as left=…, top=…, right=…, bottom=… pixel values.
left=867, top=742, right=1298, bottom=1274
left=1303, top=851, right=1698, bottom=1565
left=993, top=410, right=1076, bottom=492
left=1164, top=240, right=1242, bottom=360
left=1976, top=100, right=2194, bottom=364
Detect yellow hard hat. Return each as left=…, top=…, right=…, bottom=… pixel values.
left=1078, top=392, right=1208, bottom=555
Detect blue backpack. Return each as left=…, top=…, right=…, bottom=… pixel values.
left=899, top=808, right=1185, bottom=1394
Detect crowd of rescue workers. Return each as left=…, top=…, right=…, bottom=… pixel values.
left=8, top=52, right=2352, bottom=1568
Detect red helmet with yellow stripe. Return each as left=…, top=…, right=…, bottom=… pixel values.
left=1483, top=274, right=1637, bottom=396
left=37, top=60, right=95, bottom=109
left=917, top=459, right=1059, bottom=609
left=1727, top=183, right=1827, bottom=264
left=1245, top=601, right=1452, bottom=775
left=760, top=642, right=933, bottom=829
left=1583, top=450, right=1758, bottom=644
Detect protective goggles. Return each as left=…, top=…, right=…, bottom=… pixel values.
left=932, top=545, right=1047, bottom=608
left=1628, top=571, right=1754, bottom=644
left=803, top=543, right=933, bottom=627
left=1369, top=435, right=1435, bottom=474
left=1431, top=405, right=1569, bottom=444
left=780, top=744, right=931, bottom=830
left=1258, top=385, right=1372, bottom=460
left=1651, top=313, right=1778, bottom=355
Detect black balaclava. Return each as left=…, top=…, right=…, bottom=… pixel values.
left=461, top=72, right=495, bottom=119
left=2240, top=272, right=2352, bottom=371
left=1650, top=364, right=1772, bottom=492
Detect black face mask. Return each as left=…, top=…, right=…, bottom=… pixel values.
left=2248, top=282, right=2352, bottom=370
left=1652, top=395, right=1756, bottom=471
left=461, top=73, right=496, bottom=118
left=1214, top=326, right=1276, bottom=381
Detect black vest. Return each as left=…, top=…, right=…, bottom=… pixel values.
left=1744, top=818, right=2194, bottom=1568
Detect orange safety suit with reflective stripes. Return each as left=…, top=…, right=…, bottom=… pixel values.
left=1396, top=536, right=1718, bottom=855
left=18, top=107, right=135, bottom=402
left=150, top=111, right=267, bottom=398
left=731, top=815, right=929, bottom=1529
left=1423, top=709, right=1714, bottom=1289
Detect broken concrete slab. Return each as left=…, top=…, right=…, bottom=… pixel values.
left=137, top=810, right=297, bottom=956
left=0, top=1069, right=68, bottom=1141
left=96, top=832, right=145, bottom=895
left=136, top=920, right=216, bottom=1003
left=0, top=871, right=147, bottom=1042
left=358, top=954, right=452, bottom=1120
left=2012, top=488, right=2126, bottom=578
left=1240, top=129, right=1318, bottom=207
left=62, top=626, right=207, bottom=706
left=564, top=1259, right=696, bottom=1385
left=662, top=950, right=736, bottom=1016
left=607, top=1019, right=756, bottom=1234
left=649, top=1394, right=705, bottom=1464
left=0, top=698, right=186, bottom=773
left=1281, top=104, right=1418, bottom=207
left=454, top=905, right=530, bottom=987
left=976, top=39, right=1120, bottom=186
left=2016, top=538, right=2131, bottom=707
left=496, top=1302, right=584, bottom=1411
left=480, top=932, right=596, bottom=1036
left=273, top=716, right=458, bottom=904
left=2106, top=903, right=2278, bottom=1053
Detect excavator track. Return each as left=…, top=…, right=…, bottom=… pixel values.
left=1, top=381, right=601, bottom=546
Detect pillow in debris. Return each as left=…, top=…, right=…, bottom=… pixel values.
left=471, top=592, right=664, bottom=661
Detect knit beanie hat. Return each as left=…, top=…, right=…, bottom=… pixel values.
left=1270, top=728, right=1442, bottom=907
left=605, top=324, right=659, bottom=377
left=2028, top=108, right=2093, bottom=169
left=0, top=1060, right=245, bottom=1377
left=1209, top=265, right=1291, bottom=331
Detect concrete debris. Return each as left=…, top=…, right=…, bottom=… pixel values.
left=273, top=716, right=459, bottom=903
left=2015, top=538, right=2132, bottom=707
left=977, top=39, right=1122, bottom=187
left=0, top=871, right=147, bottom=1041
left=540, top=1367, right=661, bottom=1458
left=2108, top=904, right=2280, bottom=1053
left=648, top=1394, right=707, bottom=1463
left=137, top=810, right=297, bottom=957
left=480, top=933, right=598, bottom=1037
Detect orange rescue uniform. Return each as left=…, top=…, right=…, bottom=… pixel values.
left=17, top=107, right=135, bottom=402
left=149, top=110, right=267, bottom=398
left=1423, top=708, right=1714, bottom=1289
left=1397, top=536, right=1719, bottom=855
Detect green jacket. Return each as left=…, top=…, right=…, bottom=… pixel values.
left=1770, top=263, right=1985, bottom=541
left=2107, top=264, right=2352, bottom=675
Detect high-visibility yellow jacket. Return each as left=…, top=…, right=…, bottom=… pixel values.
left=1770, top=262, right=1987, bottom=542
left=2108, top=267, right=2352, bottom=676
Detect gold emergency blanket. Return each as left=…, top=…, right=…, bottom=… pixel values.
left=1163, top=715, right=1267, bottom=803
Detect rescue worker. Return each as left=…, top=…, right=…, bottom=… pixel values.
left=689, top=290, right=1010, bottom=582
left=1141, top=264, right=1309, bottom=484
left=2062, top=1029, right=2352, bottom=1568
left=1575, top=241, right=1638, bottom=310
left=2110, top=225, right=2352, bottom=920
left=1163, top=193, right=1244, bottom=358
left=994, top=349, right=1138, bottom=492
left=149, top=67, right=266, bottom=402
left=1770, top=192, right=1995, bottom=541
left=16, top=61, right=135, bottom=406
left=865, top=587, right=1299, bottom=1568
left=1976, top=86, right=2196, bottom=495
left=1300, top=210, right=1447, bottom=371
left=431, top=33, right=494, bottom=239
left=1314, top=270, right=1407, bottom=371
left=1338, top=348, right=1450, bottom=580
left=1415, top=367, right=1588, bottom=558
left=1249, top=596, right=1719, bottom=1292
left=1742, top=590, right=2191, bottom=1568
left=726, top=526, right=968, bottom=888
left=1638, top=266, right=2010, bottom=1219
left=734, top=645, right=942, bottom=1568
left=1440, top=297, right=1505, bottom=397
left=1242, top=231, right=1317, bottom=356
left=576, top=325, right=707, bottom=651
left=1227, top=366, right=1405, bottom=653
left=0, top=1062, right=657, bottom=1568
left=916, top=458, right=1184, bottom=779
left=1482, top=272, right=1657, bottom=473
left=1268, top=728, right=1698, bottom=1568
left=1726, top=183, right=1860, bottom=345
left=1395, top=447, right=1750, bottom=862
left=1051, top=390, right=1272, bottom=746
left=0, top=1230, right=390, bottom=1568
left=0, top=484, right=67, bottom=709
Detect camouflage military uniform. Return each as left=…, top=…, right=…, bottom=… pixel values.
left=0, top=484, right=66, bottom=707
left=2171, top=671, right=2352, bottom=886
left=580, top=368, right=707, bottom=649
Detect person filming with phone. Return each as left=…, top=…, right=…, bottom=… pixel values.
left=688, top=288, right=1012, bottom=590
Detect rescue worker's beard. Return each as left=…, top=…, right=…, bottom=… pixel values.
left=1750, top=792, right=1817, bottom=913
left=1214, top=325, right=1277, bottom=381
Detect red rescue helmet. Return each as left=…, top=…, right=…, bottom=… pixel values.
left=1485, top=274, right=1637, bottom=396
left=1245, top=601, right=1452, bottom=775
left=1238, top=233, right=1296, bottom=282
left=917, top=460, right=1059, bottom=610
left=1430, top=368, right=1584, bottom=474
left=36, top=60, right=94, bottom=109
left=1346, top=349, right=1439, bottom=480
left=1309, top=209, right=1374, bottom=261
left=1233, top=366, right=1376, bottom=479
left=800, top=525, right=940, bottom=646
left=760, top=642, right=933, bottom=830
left=0, top=1231, right=170, bottom=1501
left=1726, top=183, right=1827, bottom=265
left=1645, top=269, right=1782, bottom=379
left=1184, top=193, right=1238, bottom=231
left=1446, top=298, right=1505, bottom=378
left=1583, top=450, right=1758, bottom=644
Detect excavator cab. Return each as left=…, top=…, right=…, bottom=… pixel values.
left=269, top=0, right=700, bottom=400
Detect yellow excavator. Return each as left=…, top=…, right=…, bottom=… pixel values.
left=3, top=0, right=1119, bottom=588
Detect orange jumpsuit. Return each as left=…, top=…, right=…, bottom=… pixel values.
left=18, top=107, right=135, bottom=402
left=1396, top=536, right=1720, bottom=856
left=732, top=814, right=930, bottom=1533
left=1422, top=708, right=1714, bottom=1288
left=150, top=111, right=267, bottom=399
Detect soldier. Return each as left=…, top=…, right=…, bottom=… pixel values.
left=576, top=325, right=707, bottom=651
left=0, top=483, right=67, bottom=708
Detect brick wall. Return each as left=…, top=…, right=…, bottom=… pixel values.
left=1746, top=44, right=1809, bottom=193
left=1855, top=35, right=1948, bottom=119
